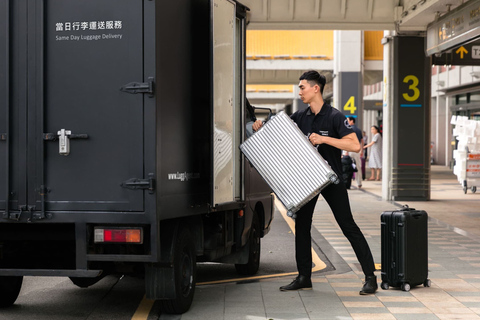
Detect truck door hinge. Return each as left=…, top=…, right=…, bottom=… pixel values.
left=121, top=174, right=155, bottom=194
left=120, top=77, right=154, bottom=96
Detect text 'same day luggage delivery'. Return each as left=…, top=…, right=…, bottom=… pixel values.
left=380, top=206, right=431, bottom=291
left=240, top=111, right=339, bottom=217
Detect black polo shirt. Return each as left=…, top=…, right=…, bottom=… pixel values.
left=291, top=104, right=354, bottom=177
left=351, top=124, right=363, bottom=144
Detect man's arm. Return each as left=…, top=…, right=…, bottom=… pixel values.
left=363, top=140, right=375, bottom=149
left=309, top=132, right=361, bottom=153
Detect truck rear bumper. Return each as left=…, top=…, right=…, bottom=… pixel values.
left=0, top=269, right=102, bottom=277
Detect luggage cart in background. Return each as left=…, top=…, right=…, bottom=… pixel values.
left=463, top=148, right=480, bottom=194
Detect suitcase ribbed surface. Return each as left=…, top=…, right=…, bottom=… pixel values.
left=240, top=111, right=338, bottom=214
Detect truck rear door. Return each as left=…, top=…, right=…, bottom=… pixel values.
left=212, top=0, right=238, bottom=206
left=2, top=0, right=147, bottom=215
left=40, top=0, right=145, bottom=212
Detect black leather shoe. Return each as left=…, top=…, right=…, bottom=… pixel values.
left=359, top=275, right=378, bottom=295
left=279, top=275, right=312, bottom=291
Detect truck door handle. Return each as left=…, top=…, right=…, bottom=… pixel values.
left=43, top=129, right=89, bottom=156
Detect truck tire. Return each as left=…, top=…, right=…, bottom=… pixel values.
left=159, top=228, right=197, bottom=314
left=0, top=276, right=23, bottom=308
left=235, top=213, right=260, bottom=275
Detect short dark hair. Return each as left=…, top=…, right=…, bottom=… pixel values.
left=348, top=117, right=356, bottom=123
left=299, top=70, right=326, bottom=95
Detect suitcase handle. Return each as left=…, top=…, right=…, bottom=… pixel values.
left=400, top=204, right=416, bottom=211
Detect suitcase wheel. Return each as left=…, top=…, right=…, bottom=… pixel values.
left=424, top=279, right=431, bottom=287
left=401, top=283, right=411, bottom=292
left=380, top=282, right=389, bottom=290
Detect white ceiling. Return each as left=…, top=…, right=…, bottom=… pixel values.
left=241, top=0, right=472, bottom=103
left=241, top=0, right=468, bottom=32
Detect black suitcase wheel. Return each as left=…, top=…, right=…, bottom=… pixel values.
left=401, top=283, right=411, bottom=292
left=424, top=279, right=431, bottom=287
left=380, top=282, right=389, bottom=290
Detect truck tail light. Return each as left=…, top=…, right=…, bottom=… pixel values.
left=94, top=227, right=143, bottom=244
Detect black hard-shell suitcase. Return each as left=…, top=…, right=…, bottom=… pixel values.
left=380, top=206, right=431, bottom=291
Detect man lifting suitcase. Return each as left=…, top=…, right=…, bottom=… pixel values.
left=253, top=70, right=377, bottom=295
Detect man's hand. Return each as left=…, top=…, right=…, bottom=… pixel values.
left=252, top=120, right=263, bottom=132
left=309, top=132, right=360, bottom=152
left=309, top=133, right=323, bottom=146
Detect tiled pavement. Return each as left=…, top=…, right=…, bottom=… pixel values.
left=178, top=166, right=480, bottom=320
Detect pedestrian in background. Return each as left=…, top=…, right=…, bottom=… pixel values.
left=362, top=130, right=367, bottom=179
left=364, top=125, right=382, bottom=181
left=347, top=117, right=363, bottom=188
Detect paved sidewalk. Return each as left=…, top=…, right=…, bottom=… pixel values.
left=179, top=165, right=480, bottom=320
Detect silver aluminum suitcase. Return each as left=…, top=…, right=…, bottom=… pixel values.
left=240, top=111, right=339, bottom=217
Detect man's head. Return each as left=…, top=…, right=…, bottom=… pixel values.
left=298, top=70, right=326, bottom=104
left=348, top=117, right=356, bottom=125
left=299, top=70, right=326, bottom=94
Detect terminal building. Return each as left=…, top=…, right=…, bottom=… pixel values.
left=241, top=0, right=480, bottom=201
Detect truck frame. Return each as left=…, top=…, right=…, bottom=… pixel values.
left=0, top=0, right=273, bottom=314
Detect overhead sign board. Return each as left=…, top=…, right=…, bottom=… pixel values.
left=426, top=1, right=480, bottom=56
left=364, top=100, right=382, bottom=111
left=432, top=40, right=480, bottom=65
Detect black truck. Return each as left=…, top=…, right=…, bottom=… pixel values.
left=0, top=0, right=273, bottom=314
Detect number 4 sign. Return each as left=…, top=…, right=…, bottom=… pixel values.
left=339, top=72, right=361, bottom=118
left=343, top=96, right=357, bottom=114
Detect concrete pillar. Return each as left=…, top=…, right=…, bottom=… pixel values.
left=292, top=86, right=299, bottom=113
left=390, top=36, right=431, bottom=201
left=333, top=30, right=364, bottom=129
left=382, top=31, right=394, bottom=200
left=434, top=95, right=447, bottom=165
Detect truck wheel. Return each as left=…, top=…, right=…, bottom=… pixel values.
left=159, top=228, right=196, bottom=314
left=0, top=276, right=23, bottom=308
left=235, top=213, right=260, bottom=276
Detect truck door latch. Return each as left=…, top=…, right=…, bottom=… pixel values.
left=120, top=77, right=154, bottom=96
left=121, top=174, right=155, bottom=194
left=43, top=129, right=89, bottom=156
left=0, top=133, right=6, bottom=141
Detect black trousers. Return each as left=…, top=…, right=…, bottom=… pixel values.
left=295, top=181, right=375, bottom=278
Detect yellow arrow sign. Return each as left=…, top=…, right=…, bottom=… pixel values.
left=456, top=46, right=468, bottom=59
